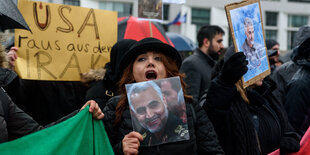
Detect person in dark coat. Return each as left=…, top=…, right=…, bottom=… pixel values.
left=180, top=25, right=225, bottom=102
left=265, top=39, right=282, bottom=75
left=285, top=37, right=310, bottom=136
left=6, top=46, right=88, bottom=125
left=202, top=46, right=300, bottom=155
left=271, top=25, right=310, bottom=105
left=82, top=39, right=137, bottom=109
left=103, top=37, right=224, bottom=155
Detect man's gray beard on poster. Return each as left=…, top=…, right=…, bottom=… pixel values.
left=139, top=105, right=169, bottom=133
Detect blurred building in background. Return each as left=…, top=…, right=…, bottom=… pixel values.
left=2, top=0, right=310, bottom=53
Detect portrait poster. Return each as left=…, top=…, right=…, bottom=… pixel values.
left=125, top=77, right=189, bottom=146
left=138, top=0, right=163, bottom=21
left=225, top=0, right=270, bottom=88
left=15, top=0, right=117, bottom=81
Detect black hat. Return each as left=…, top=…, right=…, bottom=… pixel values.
left=120, top=37, right=182, bottom=72
left=106, top=39, right=137, bottom=82
left=265, top=39, right=279, bottom=50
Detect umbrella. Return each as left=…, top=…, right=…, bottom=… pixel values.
left=118, top=16, right=173, bottom=46
left=166, top=32, right=197, bottom=52
left=0, top=0, right=31, bottom=32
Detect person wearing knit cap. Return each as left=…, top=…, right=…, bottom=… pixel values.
left=201, top=46, right=300, bottom=155
left=265, top=39, right=282, bottom=74
left=102, top=37, right=224, bottom=155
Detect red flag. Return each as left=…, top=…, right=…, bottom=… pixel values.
left=268, top=126, right=310, bottom=155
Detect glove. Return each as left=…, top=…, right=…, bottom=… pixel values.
left=218, top=52, right=248, bottom=86
left=279, top=137, right=300, bottom=155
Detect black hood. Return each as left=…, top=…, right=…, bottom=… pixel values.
left=105, top=39, right=137, bottom=83
left=291, top=37, right=310, bottom=68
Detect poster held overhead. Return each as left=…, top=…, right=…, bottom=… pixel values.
left=225, top=0, right=270, bottom=88
left=138, top=0, right=163, bottom=22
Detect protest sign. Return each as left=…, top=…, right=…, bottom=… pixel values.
left=138, top=0, right=163, bottom=21
left=125, top=77, right=189, bottom=146
left=225, top=0, right=270, bottom=88
left=15, top=0, right=117, bottom=81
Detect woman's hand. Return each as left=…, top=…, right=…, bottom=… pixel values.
left=7, top=47, right=18, bottom=70
left=80, top=100, right=104, bottom=120
left=122, top=131, right=143, bottom=155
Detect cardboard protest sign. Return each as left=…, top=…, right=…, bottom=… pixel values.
left=125, top=77, right=189, bottom=146
left=15, top=0, right=117, bottom=81
left=225, top=0, right=270, bottom=88
left=163, top=0, right=186, bottom=4
left=138, top=0, right=163, bottom=21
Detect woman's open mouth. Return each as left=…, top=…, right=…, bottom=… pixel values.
left=145, top=70, right=157, bottom=80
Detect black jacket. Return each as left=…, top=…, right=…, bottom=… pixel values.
left=271, top=59, right=300, bottom=105
left=5, top=79, right=87, bottom=126
left=203, top=77, right=300, bottom=155
left=284, top=40, right=310, bottom=135
left=0, top=69, right=42, bottom=143
left=85, top=79, right=115, bottom=109
left=285, top=67, right=310, bottom=136
left=103, top=96, right=224, bottom=155
left=180, top=48, right=216, bottom=102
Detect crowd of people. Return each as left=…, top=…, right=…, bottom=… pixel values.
left=1, top=17, right=310, bottom=155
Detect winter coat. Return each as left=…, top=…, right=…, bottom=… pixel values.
left=82, top=66, right=117, bottom=110
left=285, top=67, right=310, bottom=136
left=180, top=48, right=216, bottom=102
left=5, top=79, right=87, bottom=126
left=284, top=38, right=310, bottom=136
left=271, top=59, right=300, bottom=105
left=0, top=68, right=42, bottom=143
left=103, top=96, right=224, bottom=155
left=203, top=77, right=300, bottom=155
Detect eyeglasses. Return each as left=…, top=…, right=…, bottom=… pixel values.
left=135, top=100, right=161, bottom=115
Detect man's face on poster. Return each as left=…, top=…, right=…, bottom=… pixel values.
left=130, top=87, right=168, bottom=133
left=160, top=80, right=178, bottom=110
left=245, top=25, right=255, bottom=47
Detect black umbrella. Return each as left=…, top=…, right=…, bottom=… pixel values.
left=0, top=0, right=31, bottom=32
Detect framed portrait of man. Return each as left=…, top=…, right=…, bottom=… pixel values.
left=138, top=0, right=163, bottom=21
left=125, top=77, right=189, bottom=146
left=225, top=0, right=270, bottom=88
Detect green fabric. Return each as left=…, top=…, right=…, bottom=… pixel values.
left=0, top=106, right=114, bottom=155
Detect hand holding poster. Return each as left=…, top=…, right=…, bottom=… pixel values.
left=125, top=77, right=189, bottom=146
left=225, top=0, right=270, bottom=88
left=15, top=0, right=117, bottom=81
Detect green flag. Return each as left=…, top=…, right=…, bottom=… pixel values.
left=0, top=106, right=114, bottom=155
